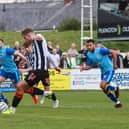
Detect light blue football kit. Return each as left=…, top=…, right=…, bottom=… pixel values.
left=87, top=47, right=119, bottom=103
left=87, top=47, right=114, bottom=83
left=0, top=46, right=20, bottom=84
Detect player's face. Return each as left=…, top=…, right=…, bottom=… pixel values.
left=86, top=42, right=95, bottom=52
left=23, top=32, right=34, bottom=42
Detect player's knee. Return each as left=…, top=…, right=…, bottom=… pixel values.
left=15, top=91, right=24, bottom=98
left=102, top=89, right=108, bottom=94
left=0, top=77, right=6, bottom=82
left=16, top=81, right=28, bottom=91
left=100, top=84, right=106, bottom=90
left=100, top=81, right=107, bottom=90
left=16, top=84, right=23, bottom=92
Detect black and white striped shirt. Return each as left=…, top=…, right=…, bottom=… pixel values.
left=31, top=36, right=57, bottom=70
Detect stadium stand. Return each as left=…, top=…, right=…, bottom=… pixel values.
left=0, top=0, right=97, bottom=31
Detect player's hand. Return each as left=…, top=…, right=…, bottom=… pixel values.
left=80, top=65, right=90, bottom=71
left=27, top=67, right=32, bottom=71
left=35, top=34, right=43, bottom=41
left=114, top=64, right=118, bottom=69
left=55, top=67, right=61, bottom=73
left=80, top=65, right=84, bottom=71
left=18, top=61, right=25, bottom=68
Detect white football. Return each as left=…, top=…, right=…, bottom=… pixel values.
left=0, top=101, right=8, bottom=112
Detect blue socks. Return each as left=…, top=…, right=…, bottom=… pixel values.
left=106, top=85, right=115, bottom=91
left=105, top=85, right=118, bottom=103
left=107, top=93, right=117, bottom=103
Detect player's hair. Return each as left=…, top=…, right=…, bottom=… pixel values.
left=0, top=38, right=4, bottom=42
left=21, top=28, right=33, bottom=35
left=86, top=39, right=95, bottom=44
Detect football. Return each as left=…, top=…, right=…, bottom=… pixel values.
left=0, top=101, right=8, bottom=113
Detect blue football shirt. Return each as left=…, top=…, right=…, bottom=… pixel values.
left=87, top=48, right=114, bottom=73
left=0, top=46, right=18, bottom=72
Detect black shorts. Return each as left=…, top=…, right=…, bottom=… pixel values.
left=25, top=69, right=50, bottom=87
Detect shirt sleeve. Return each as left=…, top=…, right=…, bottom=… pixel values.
left=6, top=48, right=15, bottom=55
left=100, top=48, right=110, bottom=55
left=47, top=52, right=58, bottom=68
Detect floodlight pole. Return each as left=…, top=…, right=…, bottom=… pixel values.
left=81, top=0, right=93, bottom=49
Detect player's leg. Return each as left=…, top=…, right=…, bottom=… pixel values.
left=40, top=85, right=49, bottom=104
left=42, top=86, right=59, bottom=108
left=101, top=71, right=118, bottom=93
left=13, top=70, right=43, bottom=104
left=0, top=69, right=7, bottom=83
left=0, top=92, right=9, bottom=105
left=106, top=83, right=119, bottom=98
left=41, top=71, right=59, bottom=108
left=25, top=85, right=44, bottom=104
left=8, top=70, right=25, bottom=113
left=11, top=80, right=27, bottom=114
left=40, top=71, right=50, bottom=104
left=23, top=70, right=44, bottom=105
left=101, top=81, right=118, bottom=103
left=25, top=85, right=43, bottom=96
left=103, top=71, right=120, bottom=99
left=40, top=85, right=58, bottom=105
left=0, top=77, right=6, bottom=83
left=100, top=71, right=122, bottom=108
left=11, top=70, right=40, bottom=113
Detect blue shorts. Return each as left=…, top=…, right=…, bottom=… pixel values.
left=101, top=70, right=114, bottom=83
left=0, top=69, right=21, bottom=84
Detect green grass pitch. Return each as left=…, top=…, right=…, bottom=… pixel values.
left=0, top=90, right=129, bottom=129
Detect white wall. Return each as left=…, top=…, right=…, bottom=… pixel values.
left=0, top=0, right=15, bottom=3
left=0, top=0, right=63, bottom=3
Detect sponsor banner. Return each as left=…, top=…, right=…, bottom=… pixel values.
left=0, top=69, right=71, bottom=92
left=71, top=69, right=129, bottom=90
left=112, top=69, right=129, bottom=89
left=0, top=79, right=15, bottom=92
left=38, top=69, right=71, bottom=90
left=71, top=69, right=101, bottom=90
left=98, top=23, right=129, bottom=38
left=1, top=69, right=129, bottom=91
left=97, top=0, right=129, bottom=39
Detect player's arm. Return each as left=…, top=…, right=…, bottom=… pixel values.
left=19, top=67, right=32, bottom=73
left=14, top=50, right=27, bottom=61
left=42, top=39, right=61, bottom=73
left=110, top=50, right=118, bottom=69
left=47, top=52, right=61, bottom=73
left=18, top=58, right=26, bottom=68
left=80, top=57, right=93, bottom=71
left=6, top=48, right=27, bottom=61
left=100, top=48, right=118, bottom=69
left=80, top=65, right=92, bottom=71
